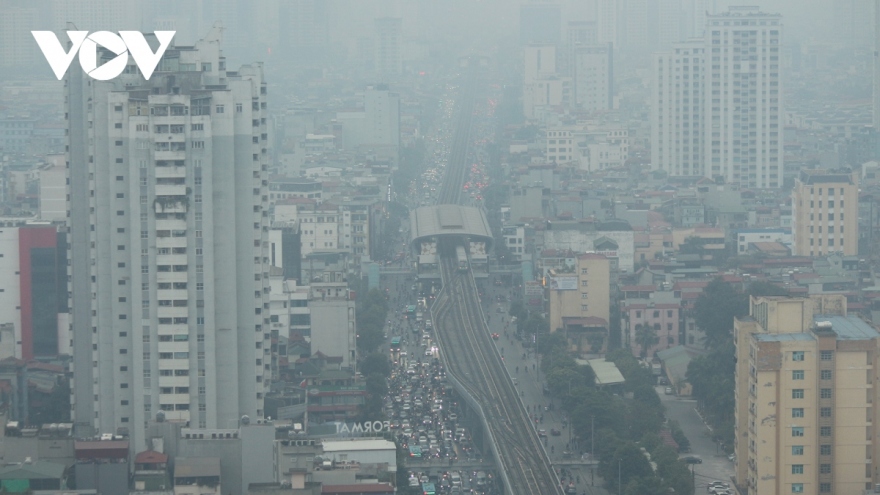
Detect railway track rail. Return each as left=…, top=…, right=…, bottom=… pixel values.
left=427, top=68, right=562, bottom=495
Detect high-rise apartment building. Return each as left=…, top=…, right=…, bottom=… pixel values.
left=651, top=40, right=704, bottom=177
left=573, top=44, right=613, bottom=112
left=791, top=170, right=859, bottom=257
left=561, top=21, right=598, bottom=78
left=66, top=30, right=270, bottom=450
left=374, top=17, right=403, bottom=82
left=703, top=6, right=783, bottom=188
left=734, top=295, right=880, bottom=495
left=651, top=6, right=783, bottom=187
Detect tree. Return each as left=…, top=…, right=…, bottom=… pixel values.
left=694, top=277, right=748, bottom=348
left=634, top=324, right=659, bottom=358
left=360, top=353, right=391, bottom=378
left=599, top=441, right=654, bottom=492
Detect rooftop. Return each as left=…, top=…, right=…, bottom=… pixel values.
left=755, top=333, right=815, bottom=342
left=322, top=439, right=396, bottom=452
left=174, top=457, right=221, bottom=478
left=409, top=205, right=493, bottom=249
left=814, top=315, right=880, bottom=341
left=586, top=359, right=625, bottom=386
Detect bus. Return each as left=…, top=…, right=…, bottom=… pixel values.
left=405, top=305, right=416, bottom=318
left=456, top=246, right=468, bottom=272
left=421, top=482, right=436, bottom=495
left=408, top=445, right=422, bottom=458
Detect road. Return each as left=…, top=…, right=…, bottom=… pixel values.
left=657, top=386, right=735, bottom=491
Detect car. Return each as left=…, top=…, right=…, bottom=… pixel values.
left=708, top=482, right=730, bottom=493
left=681, top=455, right=703, bottom=464
left=538, top=429, right=547, bottom=437
left=550, top=428, right=561, bottom=436
left=491, top=333, right=500, bottom=340
left=665, top=386, right=674, bottom=395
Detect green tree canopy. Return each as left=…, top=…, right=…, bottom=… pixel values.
left=694, top=277, right=748, bottom=348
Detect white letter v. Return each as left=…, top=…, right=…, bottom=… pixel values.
left=32, top=31, right=88, bottom=80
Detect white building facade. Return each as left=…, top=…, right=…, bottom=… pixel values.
left=67, top=31, right=270, bottom=450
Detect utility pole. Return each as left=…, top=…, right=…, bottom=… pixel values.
left=618, top=459, right=621, bottom=495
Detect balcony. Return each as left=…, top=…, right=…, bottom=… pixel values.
left=155, top=184, right=187, bottom=197
left=156, top=166, right=187, bottom=180
left=154, top=150, right=186, bottom=161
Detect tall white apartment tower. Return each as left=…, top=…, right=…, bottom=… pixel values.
left=375, top=17, right=403, bottom=83
left=703, top=7, right=783, bottom=188
left=67, top=29, right=270, bottom=450
left=651, top=39, right=704, bottom=177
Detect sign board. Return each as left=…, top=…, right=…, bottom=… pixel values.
left=336, top=420, right=392, bottom=435
left=548, top=276, right=578, bottom=290
left=524, top=281, right=543, bottom=297
left=278, top=404, right=306, bottom=420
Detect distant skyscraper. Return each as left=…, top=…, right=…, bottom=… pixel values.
left=651, top=6, right=782, bottom=187
left=66, top=29, right=270, bottom=450
left=562, top=21, right=598, bottom=77
left=703, top=6, right=783, bottom=188
left=651, top=39, right=704, bottom=177
left=596, top=0, right=619, bottom=47
left=874, top=0, right=880, bottom=130
left=374, top=17, right=403, bottom=82
left=573, top=44, right=613, bottom=112
left=0, top=1, right=39, bottom=69
left=519, top=2, right=561, bottom=45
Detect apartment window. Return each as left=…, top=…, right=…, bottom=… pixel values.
left=792, top=389, right=804, bottom=399
left=236, top=103, right=243, bottom=112
left=820, top=464, right=831, bottom=474
left=820, top=445, right=831, bottom=455
left=820, top=388, right=832, bottom=399
left=792, top=351, right=804, bottom=361
left=819, top=483, right=830, bottom=493
left=820, top=370, right=831, bottom=380
left=820, top=407, right=832, bottom=417
left=820, top=426, right=831, bottom=436
left=792, top=484, right=803, bottom=494
left=791, top=465, right=803, bottom=474
left=792, top=408, right=804, bottom=418
left=191, top=123, right=204, bottom=131
left=121, top=383, right=129, bottom=389
left=215, top=105, right=224, bottom=114
left=791, top=427, right=804, bottom=437
left=792, top=370, right=804, bottom=380
left=820, top=350, right=833, bottom=361
left=791, top=445, right=803, bottom=455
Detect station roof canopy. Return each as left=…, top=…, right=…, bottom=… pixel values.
left=410, top=205, right=493, bottom=250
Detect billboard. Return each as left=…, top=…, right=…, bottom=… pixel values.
left=548, top=276, right=578, bottom=290
left=524, top=281, right=543, bottom=297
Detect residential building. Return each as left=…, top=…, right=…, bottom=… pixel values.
left=733, top=294, right=880, bottom=495
left=737, top=228, right=792, bottom=255
left=523, top=44, right=559, bottom=119
left=572, top=44, right=613, bottom=112
left=374, top=18, right=402, bottom=82
left=66, top=30, right=270, bottom=450
left=651, top=40, right=705, bottom=178
left=703, top=7, right=783, bottom=188
left=621, top=291, right=682, bottom=358
left=561, top=21, right=598, bottom=77
left=547, top=254, right=611, bottom=353
left=308, top=284, right=356, bottom=370
left=792, top=170, right=859, bottom=257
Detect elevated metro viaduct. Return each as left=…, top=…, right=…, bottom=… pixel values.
left=409, top=205, right=493, bottom=283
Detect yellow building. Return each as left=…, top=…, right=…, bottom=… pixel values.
left=792, top=170, right=859, bottom=257
left=734, top=294, right=880, bottom=495
left=547, top=253, right=611, bottom=353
